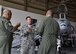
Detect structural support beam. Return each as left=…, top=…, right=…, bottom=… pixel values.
left=3, top=0, right=58, bottom=11
left=45, top=0, right=49, bottom=10
left=0, top=0, right=2, bottom=5
left=4, top=0, right=25, bottom=6
left=49, top=0, right=76, bottom=9
left=24, top=0, right=28, bottom=11
left=4, top=0, right=45, bottom=11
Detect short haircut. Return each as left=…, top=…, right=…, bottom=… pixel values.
left=46, top=9, right=54, bottom=16
left=3, top=9, right=12, bottom=14
left=26, top=16, right=32, bottom=20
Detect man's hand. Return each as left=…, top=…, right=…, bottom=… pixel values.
left=26, top=28, right=32, bottom=33
left=12, top=22, right=21, bottom=32
left=15, top=22, right=21, bottom=28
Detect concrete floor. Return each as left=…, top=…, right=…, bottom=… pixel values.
left=60, top=47, right=76, bottom=54
left=11, top=47, right=76, bottom=54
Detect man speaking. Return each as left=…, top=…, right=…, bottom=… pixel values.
left=0, top=9, right=20, bottom=54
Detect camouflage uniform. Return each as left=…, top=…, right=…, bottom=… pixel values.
left=20, top=24, right=37, bottom=54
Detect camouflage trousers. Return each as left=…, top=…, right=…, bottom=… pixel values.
left=20, top=37, right=35, bottom=54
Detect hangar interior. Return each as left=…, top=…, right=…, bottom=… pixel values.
left=0, top=0, right=76, bottom=54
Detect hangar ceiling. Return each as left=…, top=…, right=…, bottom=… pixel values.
left=1, top=0, right=76, bottom=22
